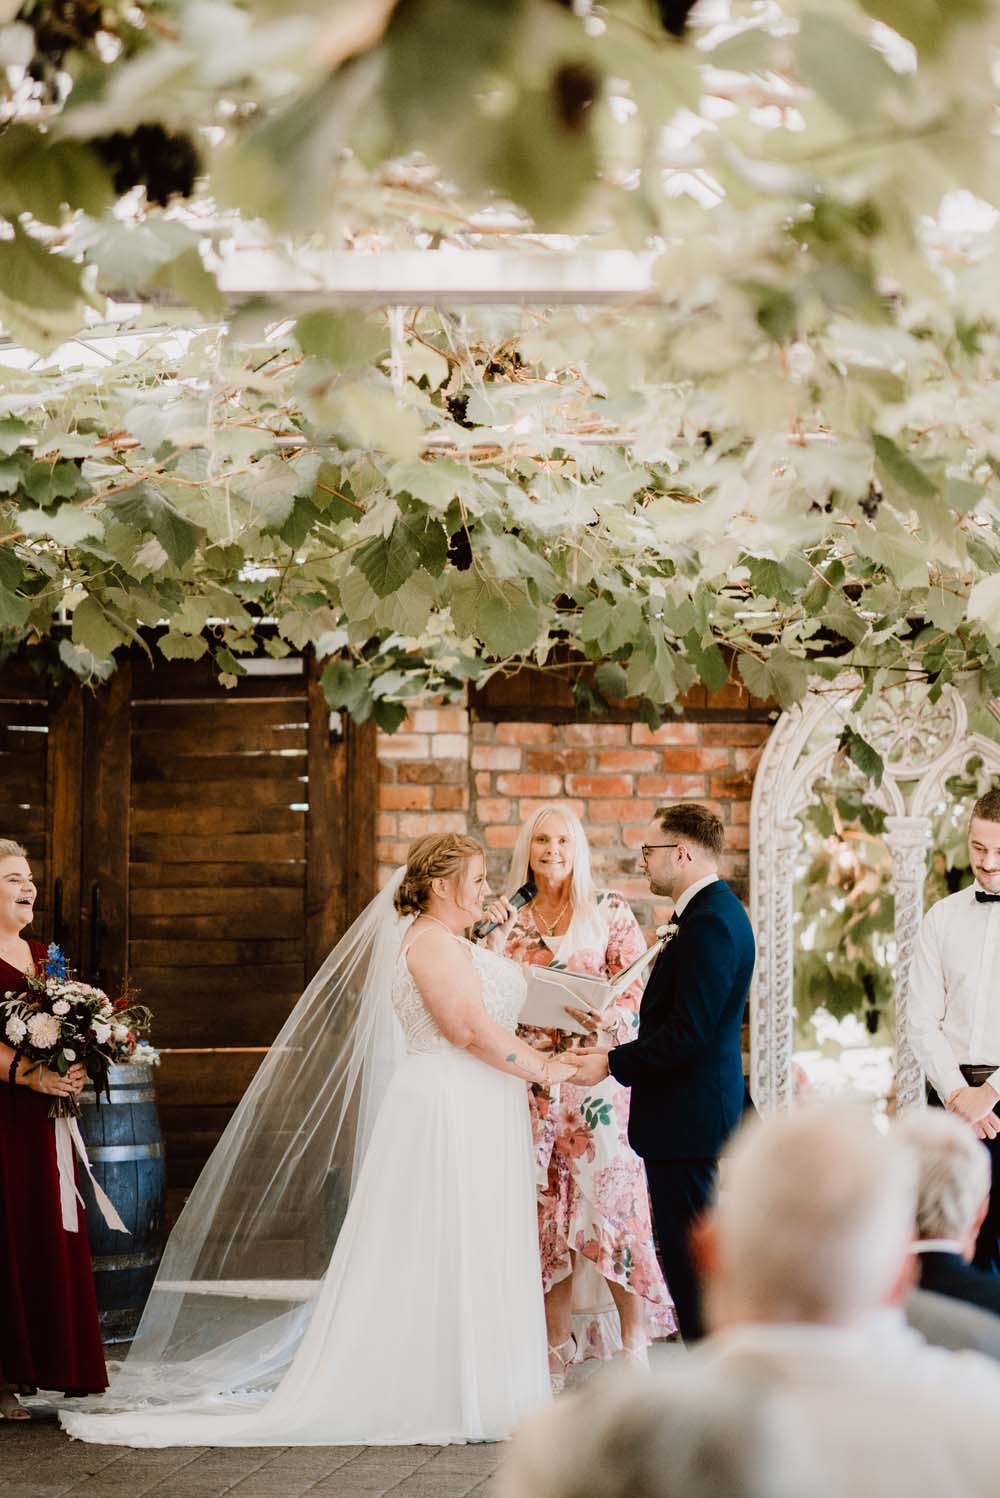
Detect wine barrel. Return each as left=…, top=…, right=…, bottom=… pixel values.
left=77, top=1063, right=167, bottom=1344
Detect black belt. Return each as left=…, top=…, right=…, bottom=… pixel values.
left=961, top=1065, right=999, bottom=1087
left=927, top=1064, right=999, bottom=1105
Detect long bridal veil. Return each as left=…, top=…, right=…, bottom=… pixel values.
left=89, top=869, right=411, bottom=1410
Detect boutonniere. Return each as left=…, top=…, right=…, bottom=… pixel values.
left=655, top=923, right=677, bottom=943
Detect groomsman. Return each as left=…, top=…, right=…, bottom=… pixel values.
left=574, top=803, right=756, bottom=1342
left=910, top=788, right=1000, bottom=1274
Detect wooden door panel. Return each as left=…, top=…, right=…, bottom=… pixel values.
left=130, top=886, right=304, bottom=918
left=133, top=778, right=307, bottom=811
left=129, top=859, right=305, bottom=888
left=0, top=671, right=84, bottom=957
left=0, top=648, right=377, bottom=1226
left=130, top=938, right=304, bottom=966
left=130, top=830, right=307, bottom=863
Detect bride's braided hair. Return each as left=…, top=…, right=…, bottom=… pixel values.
left=394, top=833, right=484, bottom=916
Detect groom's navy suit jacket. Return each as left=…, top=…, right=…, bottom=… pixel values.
left=607, top=880, right=755, bottom=1162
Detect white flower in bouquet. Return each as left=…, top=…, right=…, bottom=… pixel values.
left=92, top=1020, right=112, bottom=1044
left=52, top=998, right=71, bottom=1016
left=131, top=1041, right=160, bottom=1067
left=26, top=1011, right=62, bottom=1048
left=99, top=999, right=114, bottom=1018
left=112, top=1023, right=129, bottom=1042
left=5, top=1015, right=26, bottom=1045
left=63, top=1048, right=76, bottom=1061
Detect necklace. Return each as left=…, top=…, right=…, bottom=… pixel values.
left=534, top=899, right=570, bottom=937
left=419, top=914, right=464, bottom=941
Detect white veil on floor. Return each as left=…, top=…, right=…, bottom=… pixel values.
left=91, top=869, right=411, bottom=1410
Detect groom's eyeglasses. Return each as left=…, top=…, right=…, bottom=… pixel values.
left=641, top=843, right=680, bottom=860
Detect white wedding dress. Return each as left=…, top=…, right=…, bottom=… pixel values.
left=62, top=935, right=550, bottom=1447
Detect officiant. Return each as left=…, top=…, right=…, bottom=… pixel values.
left=485, top=804, right=674, bottom=1387
left=910, top=788, right=1000, bottom=1275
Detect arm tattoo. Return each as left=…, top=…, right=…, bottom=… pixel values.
left=506, top=1050, right=545, bottom=1081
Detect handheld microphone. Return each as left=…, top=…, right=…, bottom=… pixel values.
left=472, top=879, right=538, bottom=939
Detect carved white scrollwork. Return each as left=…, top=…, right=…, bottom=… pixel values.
left=750, top=679, right=1000, bottom=1114
left=884, top=816, right=933, bottom=1112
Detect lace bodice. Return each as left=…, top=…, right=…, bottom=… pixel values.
left=391, top=936, right=527, bottom=1054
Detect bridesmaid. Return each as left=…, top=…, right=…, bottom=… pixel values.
left=0, top=839, right=107, bottom=1417
left=488, top=805, right=674, bottom=1387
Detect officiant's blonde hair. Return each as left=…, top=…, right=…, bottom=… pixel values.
left=0, top=840, right=27, bottom=860
left=507, top=803, right=597, bottom=911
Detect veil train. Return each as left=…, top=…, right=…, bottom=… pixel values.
left=77, top=870, right=410, bottom=1411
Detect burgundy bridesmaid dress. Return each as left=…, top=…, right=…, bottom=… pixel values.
left=0, top=940, right=107, bottom=1393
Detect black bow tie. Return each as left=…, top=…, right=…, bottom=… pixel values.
left=976, top=891, right=1000, bottom=903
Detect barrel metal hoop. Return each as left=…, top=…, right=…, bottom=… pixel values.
left=85, top=1142, right=166, bottom=1162
left=91, top=1249, right=163, bottom=1271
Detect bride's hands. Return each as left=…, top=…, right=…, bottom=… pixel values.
left=477, top=895, right=519, bottom=953
left=543, top=1055, right=579, bottom=1086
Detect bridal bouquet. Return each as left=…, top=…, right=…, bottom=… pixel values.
left=1, top=944, right=153, bottom=1118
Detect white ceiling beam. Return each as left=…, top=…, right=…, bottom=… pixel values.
left=212, top=248, right=659, bottom=306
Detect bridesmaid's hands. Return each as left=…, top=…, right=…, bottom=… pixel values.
left=25, top=1061, right=86, bottom=1098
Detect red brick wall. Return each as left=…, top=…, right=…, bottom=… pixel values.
left=469, top=718, right=766, bottom=934
left=376, top=698, right=769, bottom=935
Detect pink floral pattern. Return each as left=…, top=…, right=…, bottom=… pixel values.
left=507, top=891, right=675, bottom=1356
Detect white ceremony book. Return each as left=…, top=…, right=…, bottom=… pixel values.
left=518, top=941, right=663, bottom=1034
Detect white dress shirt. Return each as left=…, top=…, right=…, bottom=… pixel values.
left=673, top=872, right=719, bottom=919
left=908, top=883, right=1000, bottom=1100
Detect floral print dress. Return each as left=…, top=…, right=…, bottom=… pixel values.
left=507, top=891, right=675, bottom=1358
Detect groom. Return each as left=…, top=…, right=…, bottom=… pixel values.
left=574, top=803, right=756, bottom=1342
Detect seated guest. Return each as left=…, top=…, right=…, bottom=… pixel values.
left=498, top=1365, right=815, bottom=1498
left=502, top=1104, right=1000, bottom=1498
left=897, top=1110, right=1000, bottom=1316
left=906, top=1288, right=1000, bottom=1360
left=690, top=1102, right=1000, bottom=1405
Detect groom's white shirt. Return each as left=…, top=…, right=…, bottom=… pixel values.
left=671, top=873, right=718, bottom=920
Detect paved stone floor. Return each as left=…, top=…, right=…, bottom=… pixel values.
left=3, top=1345, right=679, bottom=1496
left=1, top=1419, right=503, bottom=1498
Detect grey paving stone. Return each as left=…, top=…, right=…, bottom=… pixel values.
left=0, top=1421, right=510, bottom=1498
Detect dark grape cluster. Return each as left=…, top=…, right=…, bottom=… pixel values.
left=859, top=481, right=883, bottom=520
left=552, top=61, right=598, bottom=133
left=655, top=0, right=700, bottom=37
left=21, top=0, right=103, bottom=74
left=91, top=124, right=200, bottom=205
left=447, top=529, right=473, bottom=572
left=446, top=392, right=472, bottom=428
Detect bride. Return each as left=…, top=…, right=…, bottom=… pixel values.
left=62, top=832, right=576, bottom=1447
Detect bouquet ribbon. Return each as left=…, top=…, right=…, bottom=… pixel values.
left=54, top=1116, right=130, bottom=1235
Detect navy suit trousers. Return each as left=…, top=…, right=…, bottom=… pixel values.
left=644, top=1158, right=717, bottom=1343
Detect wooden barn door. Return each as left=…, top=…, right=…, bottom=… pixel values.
left=0, top=659, right=83, bottom=961
left=0, top=651, right=376, bottom=1222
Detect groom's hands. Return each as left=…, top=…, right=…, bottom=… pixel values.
left=572, top=1047, right=611, bottom=1085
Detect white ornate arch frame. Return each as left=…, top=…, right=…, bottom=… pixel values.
left=750, top=680, right=1000, bottom=1114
